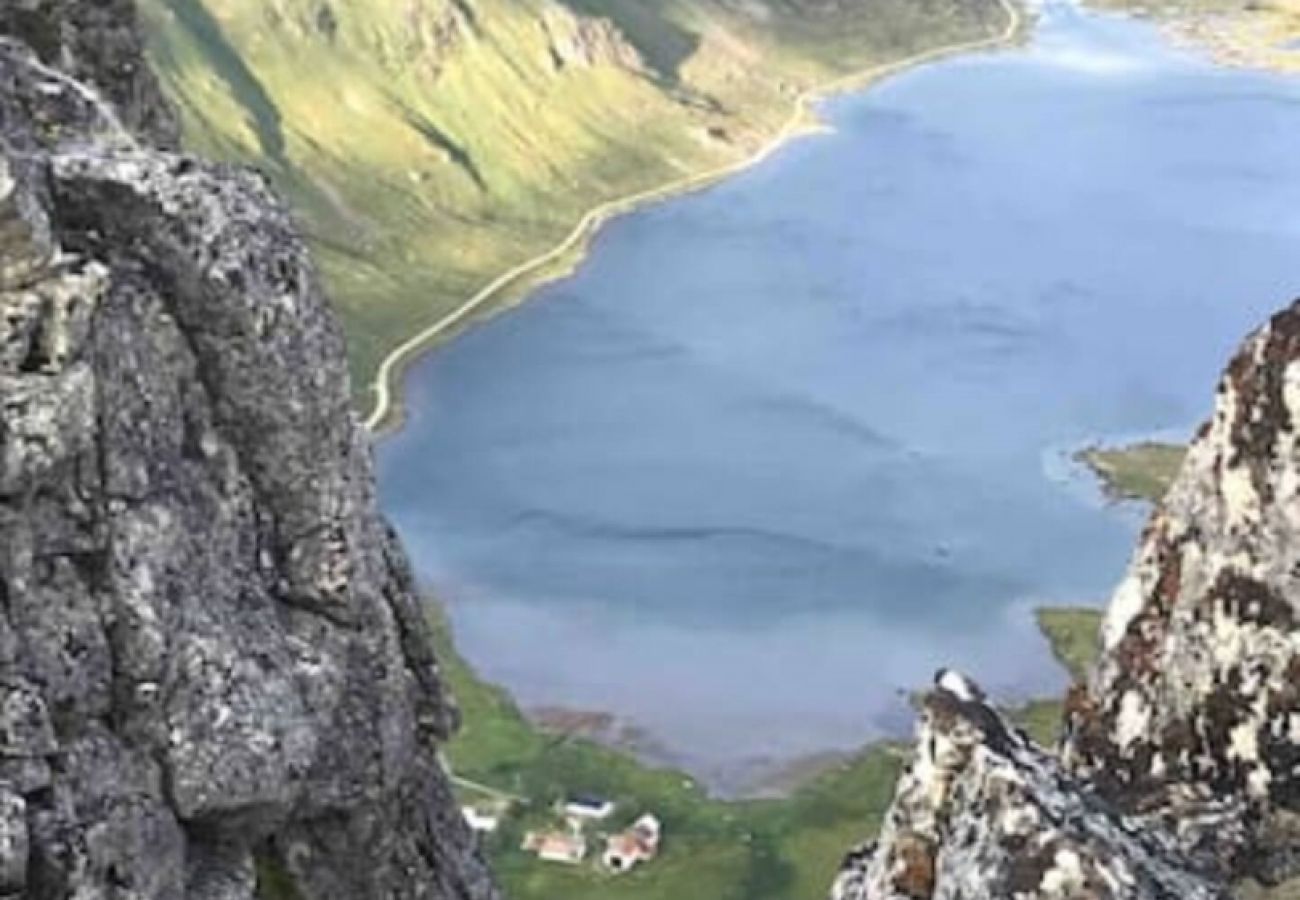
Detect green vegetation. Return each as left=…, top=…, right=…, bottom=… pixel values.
left=431, top=605, right=904, bottom=900
left=137, top=0, right=1012, bottom=413
left=1004, top=608, right=1103, bottom=746
left=1034, top=607, right=1104, bottom=683
left=232, top=597, right=1099, bottom=900
left=252, top=601, right=1094, bottom=897
left=255, top=851, right=303, bottom=900
left=1078, top=442, right=1186, bottom=504
left=1006, top=696, right=1070, bottom=747
left=427, top=598, right=1105, bottom=900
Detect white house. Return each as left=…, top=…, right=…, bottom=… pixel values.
left=461, top=806, right=500, bottom=834
left=562, top=795, right=615, bottom=822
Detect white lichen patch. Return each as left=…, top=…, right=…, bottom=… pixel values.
left=1115, top=690, right=1151, bottom=751
left=1228, top=720, right=1260, bottom=764
left=1220, top=462, right=1263, bottom=532
left=1040, top=848, right=1087, bottom=896
left=999, top=800, right=1039, bottom=837
left=1102, top=576, right=1148, bottom=652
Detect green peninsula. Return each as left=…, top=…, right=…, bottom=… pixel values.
left=1078, top=442, right=1186, bottom=504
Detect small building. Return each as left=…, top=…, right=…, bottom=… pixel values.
left=523, top=831, right=587, bottom=865
left=562, top=795, right=615, bottom=822
left=603, top=814, right=662, bottom=873
left=461, top=806, right=500, bottom=834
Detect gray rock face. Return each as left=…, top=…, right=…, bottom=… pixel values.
left=0, top=0, right=179, bottom=148
left=835, top=302, right=1300, bottom=899
left=0, top=4, right=495, bottom=899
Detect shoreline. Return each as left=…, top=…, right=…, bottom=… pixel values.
left=362, top=0, right=1026, bottom=435
left=439, top=600, right=1098, bottom=803
left=1075, top=440, right=1187, bottom=505
left=525, top=702, right=870, bottom=800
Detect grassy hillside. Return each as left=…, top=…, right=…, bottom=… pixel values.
left=137, top=0, right=1010, bottom=413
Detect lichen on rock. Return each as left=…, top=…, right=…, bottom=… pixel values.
left=835, top=301, right=1300, bottom=899
left=1065, top=302, right=1300, bottom=884
left=0, top=3, right=495, bottom=898
left=832, top=673, right=1228, bottom=900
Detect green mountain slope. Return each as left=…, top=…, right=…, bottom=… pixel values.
left=138, top=0, right=1009, bottom=413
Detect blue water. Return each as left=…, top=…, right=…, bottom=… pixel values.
left=378, top=2, right=1300, bottom=784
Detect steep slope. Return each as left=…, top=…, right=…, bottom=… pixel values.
left=135, top=0, right=1012, bottom=411
left=832, top=674, right=1225, bottom=899
left=1065, top=302, right=1300, bottom=884
left=0, top=4, right=492, bottom=898
left=834, top=300, right=1300, bottom=899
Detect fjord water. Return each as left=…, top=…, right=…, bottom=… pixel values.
left=378, top=2, right=1300, bottom=787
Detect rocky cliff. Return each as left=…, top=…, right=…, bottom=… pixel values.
left=836, top=302, right=1300, bottom=899
left=0, top=4, right=494, bottom=898
left=832, top=672, right=1228, bottom=900
left=1066, top=303, right=1300, bottom=884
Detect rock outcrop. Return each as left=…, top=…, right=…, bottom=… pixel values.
left=540, top=8, right=644, bottom=73
left=836, top=302, right=1300, bottom=899
left=0, top=0, right=179, bottom=148
left=832, top=672, right=1228, bottom=900
left=0, top=4, right=494, bottom=899
left=1065, top=302, right=1300, bottom=884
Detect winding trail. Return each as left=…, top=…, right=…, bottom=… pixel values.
left=364, top=0, right=1023, bottom=433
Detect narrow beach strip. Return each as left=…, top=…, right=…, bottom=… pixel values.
left=364, top=0, right=1024, bottom=434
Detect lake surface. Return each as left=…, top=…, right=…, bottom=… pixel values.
left=378, top=1, right=1300, bottom=789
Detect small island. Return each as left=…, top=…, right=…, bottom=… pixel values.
left=1077, top=441, right=1187, bottom=504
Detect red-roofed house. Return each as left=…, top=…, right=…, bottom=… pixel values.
left=602, top=814, right=662, bottom=873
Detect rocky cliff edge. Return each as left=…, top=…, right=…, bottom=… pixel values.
left=836, top=301, right=1300, bottom=899
left=0, top=3, right=495, bottom=898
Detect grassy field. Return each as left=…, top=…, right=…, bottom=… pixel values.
left=1077, top=442, right=1186, bottom=505
left=1035, top=607, right=1104, bottom=682
left=137, top=0, right=1012, bottom=412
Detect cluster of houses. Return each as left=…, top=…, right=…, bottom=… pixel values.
left=519, top=796, right=662, bottom=874
left=459, top=792, right=663, bottom=874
